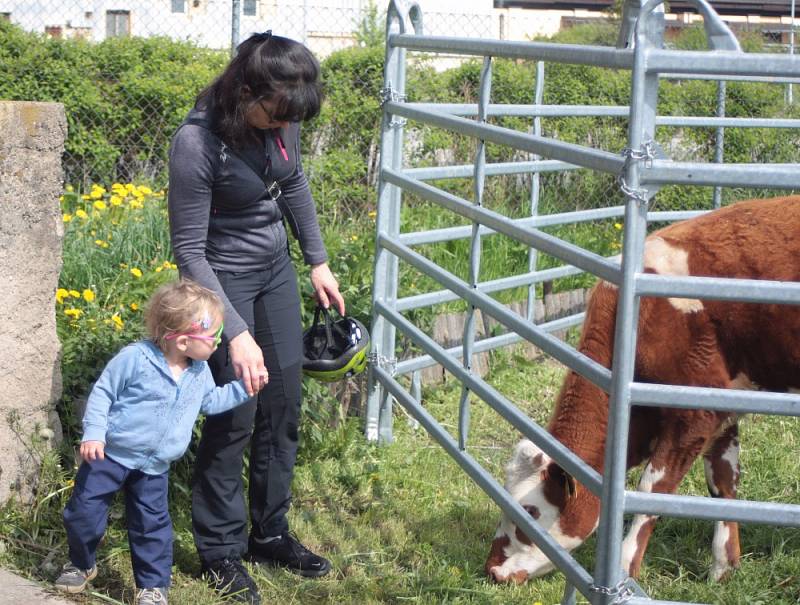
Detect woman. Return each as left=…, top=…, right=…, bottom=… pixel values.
left=168, top=31, right=344, bottom=604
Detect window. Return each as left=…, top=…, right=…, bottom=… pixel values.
left=171, top=0, right=186, bottom=13
left=243, top=0, right=257, bottom=17
left=106, top=10, right=130, bottom=37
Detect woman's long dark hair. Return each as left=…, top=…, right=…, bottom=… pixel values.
left=196, top=32, right=322, bottom=147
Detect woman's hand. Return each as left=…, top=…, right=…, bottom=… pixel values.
left=310, top=262, right=345, bottom=315
left=80, top=440, right=105, bottom=463
left=229, top=330, right=269, bottom=396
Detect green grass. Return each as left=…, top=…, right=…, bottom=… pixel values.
left=3, top=348, right=799, bottom=604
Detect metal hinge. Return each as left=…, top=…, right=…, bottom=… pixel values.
left=590, top=578, right=634, bottom=604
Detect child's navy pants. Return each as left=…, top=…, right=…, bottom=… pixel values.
left=63, top=456, right=172, bottom=588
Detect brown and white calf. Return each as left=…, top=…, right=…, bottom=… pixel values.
left=485, top=195, right=800, bottom=584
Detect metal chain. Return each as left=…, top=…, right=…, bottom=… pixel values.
left=380, top=85, right=407, bottom=107
left=589, top=579, right=634, bottom=605
left=368, top=352, right=397, bottom=376
left=618, top=140, right=657, bottom=206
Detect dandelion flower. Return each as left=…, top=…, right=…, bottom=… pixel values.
left=82, top=289, right=95, bottom=302
left=66, top=184, right=74, bottom=192
left=368, top=210, right=377, bottom=218
left=64, top=308, right=83, bottom=319
left=55, top=288, right=70, bottom=304
left=69, top=290, right=80, bottom=298
left=110, top=195, right=123, bottom=206
left=75, top=209, right=89, bottom=220
left=62, top=213, right=73, bottom=223
left=129, top=302, right=139, bottom=311
left=614, top=222, right=623, bottom=230
left=130, top=268, right=143, bottom=278
left=81, top=194, right=90, bottom=200
left=350, top=235, right=359, bottom=241
left=111, top=314, right=124, bottom=330
left=59, top=195, right=64, bottom=202
left=93, top=200, right=107, bottom=211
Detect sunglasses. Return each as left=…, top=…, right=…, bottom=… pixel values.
left=167, top=322, right=224, bottom=346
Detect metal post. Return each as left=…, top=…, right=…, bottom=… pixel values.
left=593, top=3, right=663, bottom=603
left=366, top=1, right=416, bottom=443
left=457, top=55, right=492, bottom=450
left=231, top=0, right=241, bottom=55
left=712, top=80, right=725, bottom=208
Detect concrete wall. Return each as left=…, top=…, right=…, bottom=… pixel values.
left=0, top=101, right=66, bottom=504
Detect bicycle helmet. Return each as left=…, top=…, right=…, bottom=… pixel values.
left=302, top=305, right=370, bottom=382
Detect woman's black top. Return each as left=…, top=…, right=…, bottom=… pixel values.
left=168, top=107, right=327, bottom=339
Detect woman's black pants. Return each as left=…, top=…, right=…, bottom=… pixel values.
left=191, top=254, right=303, bottom=565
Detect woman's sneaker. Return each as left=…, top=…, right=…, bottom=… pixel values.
left=247, top=531, right=331, bottom=578
left=54, top=562, right=98, bottom=593
left=135, top=587, right=168, bottom=604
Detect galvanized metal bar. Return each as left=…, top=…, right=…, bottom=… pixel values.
left=528, top=61, right=546, bottom=324
left=374, top=301, right=603, bottom=493
left=407, top=102, right=800, bottom=128
left=636, top=273, right=800, bottom=305
left=561, top=582, right=577, bottom=605
left=377, top=234, right=613, bottom=391
left=593, top=8, right=664, bottom=602
left=389, top=33, right=634, bottom=69
left=630, top=383, right=800, bottom=416
left=394, top=312, right=586, bottom=375
left=404, top=159, right=577, bottom=180
left=642, top=160, right=800, bottom=189
left=625, top=491, right=800, bottom=526
left=712, top=81, right=726, bottom=208
left=647, top=47, right=800, bottom=78
left=373, top=364, right=597, bottom=597
left=398, top=206, right=626, bottom=246
left=383, top=169, right=622, bottom=284
left=395, top=265, right=588, bottom=312
left=385, top=102, right=626, bottom=174
left=663, top=72, right=800, bottom=84
left=458, top=55, right=492, bottom=450
left=627, top=599, right=704, bottom=605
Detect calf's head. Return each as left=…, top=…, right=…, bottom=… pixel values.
left=485, top=439, right=599, bottom=584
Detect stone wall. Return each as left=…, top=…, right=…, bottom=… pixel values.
left=0, top=101, right=66, bottom=504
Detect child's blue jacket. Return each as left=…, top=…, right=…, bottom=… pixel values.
left=81, top=340, right=250, bottom=474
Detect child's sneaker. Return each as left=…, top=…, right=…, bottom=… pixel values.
left=135, top=586, right=168, bottom=604
left=54, top=562, right=98, bottom=593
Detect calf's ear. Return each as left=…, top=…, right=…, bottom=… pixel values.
left=512, top=439, right=551, bottom=470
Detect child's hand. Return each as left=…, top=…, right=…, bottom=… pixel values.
left=80, top=440, right=105, bottom=462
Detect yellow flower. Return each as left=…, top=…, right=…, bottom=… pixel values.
left=129, top=199, right=144, bottom=210
left=75, top=209, right=89, bottom=220
left=129, top=302, right=139, bottom=311
left=130, top=267, right=143, bottom=278
left=65, top=184, right=74, bottom=192
left=125, top=183, right=135, bottom=192
left=94, top=239, right=109, bottom=248
left=69, top=290, right=80, bottom=298
left=59, top=195, right=64, bottom=202
left=368, top=210, right=377, bottom=218
left=111, top=314, right=124, bottom=330
left=64, top=308, right=83, bottom=319
left=155, top=266, right=163, bottom=273
left=62, top=213, right=73, bottom=223
left=89, top=185, right=106, bottom=199
left=82, top=289, right=95, bottom=302
left=55, top=288, right=70, bottom=304
left=110, top=195, right=123, bottom=206
left=614, top=222, right=623, bottom=230
left=350, top=235, right=359, bottom=241
left=138, top=185, right=153, bottom=196
left=93, top=200, right=107, bottom=211
left=81, top=194, right=90, bottom=200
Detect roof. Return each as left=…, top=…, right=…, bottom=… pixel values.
left=494, top=0, right=795, bottom=16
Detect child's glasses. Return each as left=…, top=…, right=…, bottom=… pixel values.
left=167, top=322, right=224, bottom=346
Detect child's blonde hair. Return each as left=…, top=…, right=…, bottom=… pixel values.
left=146, top=279, right=224, bottom=349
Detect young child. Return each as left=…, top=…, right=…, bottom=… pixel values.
left=54, top=279, right=267, bottom=605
